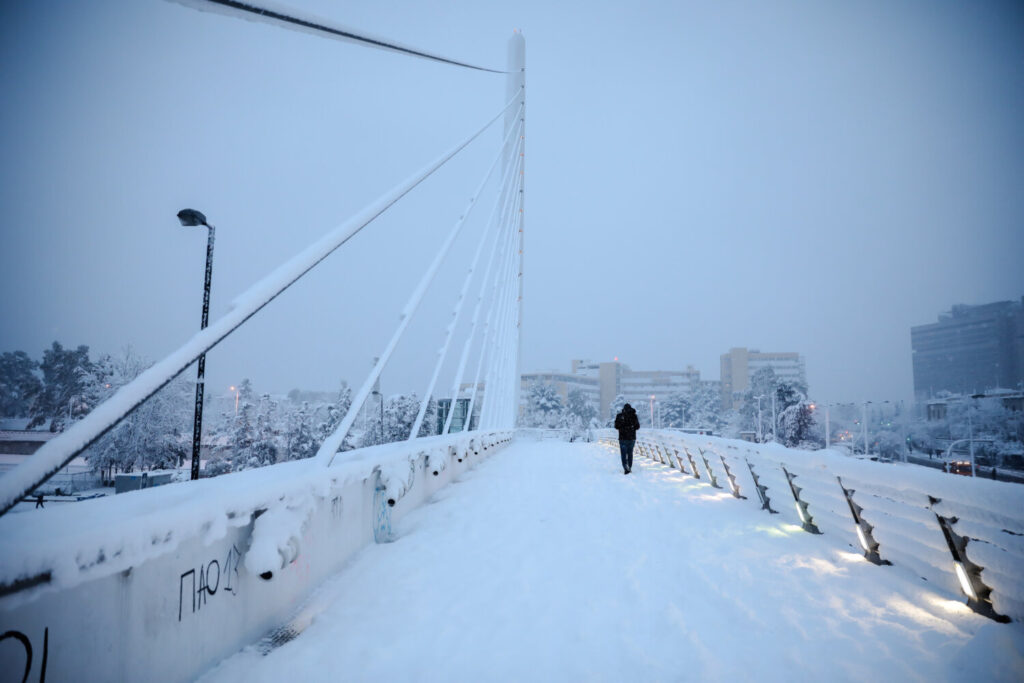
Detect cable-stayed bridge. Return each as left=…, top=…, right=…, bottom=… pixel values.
left=1, top=3, right=1022, bottom=681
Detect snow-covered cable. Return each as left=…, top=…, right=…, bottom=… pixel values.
left=445, top=154, right=522, bottom=434
left=407, top=121, right=524, bottom=439
left=477, top=185, right=521, bottom=429
left=495, top=197, right=524, bottom=427
left=463, top=211, right=511, bottom=431
left=317, top=105, right=523, bottom=465
left=0, top=89, right=521, bottom=518
left=168, top=0, right=509, bottom=74
left=442, top=151, right=522, bottom=434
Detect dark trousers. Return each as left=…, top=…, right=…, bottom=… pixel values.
left=619, top=439, right=635, bottom=472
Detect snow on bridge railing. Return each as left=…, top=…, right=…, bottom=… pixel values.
left=596, top=429, right=1024, bottom=623
left=0, top=430, right=512, bottom=681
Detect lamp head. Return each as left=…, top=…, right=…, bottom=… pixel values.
left=177, top=208, right=208, bottom=227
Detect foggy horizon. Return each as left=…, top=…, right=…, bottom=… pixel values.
left=2, top=0, right=1023, bottom=408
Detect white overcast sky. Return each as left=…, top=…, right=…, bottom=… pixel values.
left=1, top=0, right=1022, bottom=406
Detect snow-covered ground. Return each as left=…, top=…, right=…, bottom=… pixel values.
left=200, top=440, right=1024, bottom=682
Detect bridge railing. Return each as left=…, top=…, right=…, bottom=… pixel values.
left=596, top=429, right=1024, bottom=623
left=0, top=429, right=512, bottom=682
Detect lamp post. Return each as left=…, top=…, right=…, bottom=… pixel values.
left=771, top=390, right=777, bottom=442
left=177, top=208, right=215, bottom=481
left=755, top=395, right=765, bottom=443
left=862, top=400, right=871, bottom=457
left=229, top=385, right=239, bottom=416
left=649, top=395, right=655, bottom=428
left=824, top=402, right=831, bottom=449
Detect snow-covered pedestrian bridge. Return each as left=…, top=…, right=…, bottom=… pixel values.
left=200, top=436, right=1023, bottom=681
left=2, top=432, right=1023, bottom=681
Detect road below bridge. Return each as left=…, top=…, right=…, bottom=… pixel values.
left=201, top=439, right=1022, bottom=682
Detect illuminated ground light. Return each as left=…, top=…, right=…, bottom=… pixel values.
left=782, top=466, right=821, bottom=534
left=836, top=476, right=889, bottom=565
left=745, top=458, right=776, bottom=514
left=930, top=503, right=1009, bottom=623
left=953, top=562, right=978, bottom=602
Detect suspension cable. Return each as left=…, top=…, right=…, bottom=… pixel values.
left=408, top=128, right=524, bottom=439
left=476, top=182, right=522, bottom=429
left=0, top=89, right=521, bottom=517
left=316, top=103, right=523, bottom=465
left=170, top=0, right=509, bottom=73
left=443, top=150, right=523, bottom=434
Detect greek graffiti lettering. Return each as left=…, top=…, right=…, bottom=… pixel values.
left=178, top=544, right=242, bottom=621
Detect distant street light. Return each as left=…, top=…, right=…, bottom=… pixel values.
left=229, top=385, right=239, bottom=416
left=755, top=395, right=765, bottom=443
left=862, top=401, right=872, bottom=457
left=177, top=208, right=215, bottom=481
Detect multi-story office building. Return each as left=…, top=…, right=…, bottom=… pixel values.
left=521, top=360, right=702, bottom=424
left=720, top=347, right=807, bottom=410
left=911, top=297, right=1024, bottom=400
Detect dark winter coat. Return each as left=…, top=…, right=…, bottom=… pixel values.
left=614, top=404, right=640, bottom=441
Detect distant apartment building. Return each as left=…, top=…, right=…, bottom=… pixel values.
left=720, top=347, right=806, bottom=410
left=520, top=359, right=702, bottom=423
left=911, top=297, right=1024, bottom=400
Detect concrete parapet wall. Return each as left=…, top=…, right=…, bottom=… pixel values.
left=0, top=431, right=512, bottom=682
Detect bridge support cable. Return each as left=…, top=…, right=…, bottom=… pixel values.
left=475, top=190, right=519, bottom=430
left=473, top=174, right=523, bottom=431
left=317, top=104, right=523, bottom=466
left=168, top=0, right=509, bottom=74
left=463, top=181, right=521, bottom=432
left=0, top=89, right=521, bottom=517
left=441, top=150, right=522, bottom=434
left=408, top=127, right=524, bottom=439
left=479, top=198, right=522, bottom=430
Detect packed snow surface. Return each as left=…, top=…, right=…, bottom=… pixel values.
left=201, top=440, right=1024, bottom=682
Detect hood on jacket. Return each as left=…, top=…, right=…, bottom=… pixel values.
left=622, top=403, right=633, bottom=413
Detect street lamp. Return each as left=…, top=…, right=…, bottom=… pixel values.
left=177, top=208, right=215, bottom=481
left=862, top=400, right=872, bottom=457
left=755, top=395, right=765, bottom=443
left=229, top=385, right=239, bottom=416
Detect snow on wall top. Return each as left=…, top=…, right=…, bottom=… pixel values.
left=0, top=431, right=506, bottom=606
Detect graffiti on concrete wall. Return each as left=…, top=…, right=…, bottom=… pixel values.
left=0, top=627, right=48, bottom=683
left=178, top=544, right=242, bottom=621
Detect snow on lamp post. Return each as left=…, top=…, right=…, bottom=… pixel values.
left=177, top=208, right=215, bottom=481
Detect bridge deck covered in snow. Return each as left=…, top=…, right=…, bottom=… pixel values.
left=200, top=439, right=1022, bottom=682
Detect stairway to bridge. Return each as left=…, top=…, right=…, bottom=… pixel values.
left=198, top=439, right=1019, bottom=682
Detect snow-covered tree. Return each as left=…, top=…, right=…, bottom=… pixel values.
left=242, top=394, right=279, bottom=469
left=778, top=401, right=818, bottom=448
left=284, top=401, right=318, bottom=461
left=524, top=382, right=564, bottom=428
left=607, top=394, right=627, bottom=427
left=28, top=341, right=94, bottom=431
left=689, top=383, right=725, bottom=431
left=566, top=388, right=597, bottom=425
left=660, top=392, right=691, bottom=428
left=85, top=348, right=191, bottom=474
left=359, top=393, right=434, bottom=447
left=314, top=382, right=353, bottom=450
left=0, top=350, right=42, bottom=417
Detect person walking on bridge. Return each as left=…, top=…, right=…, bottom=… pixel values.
left=615, top=403, right=640, bottom=474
